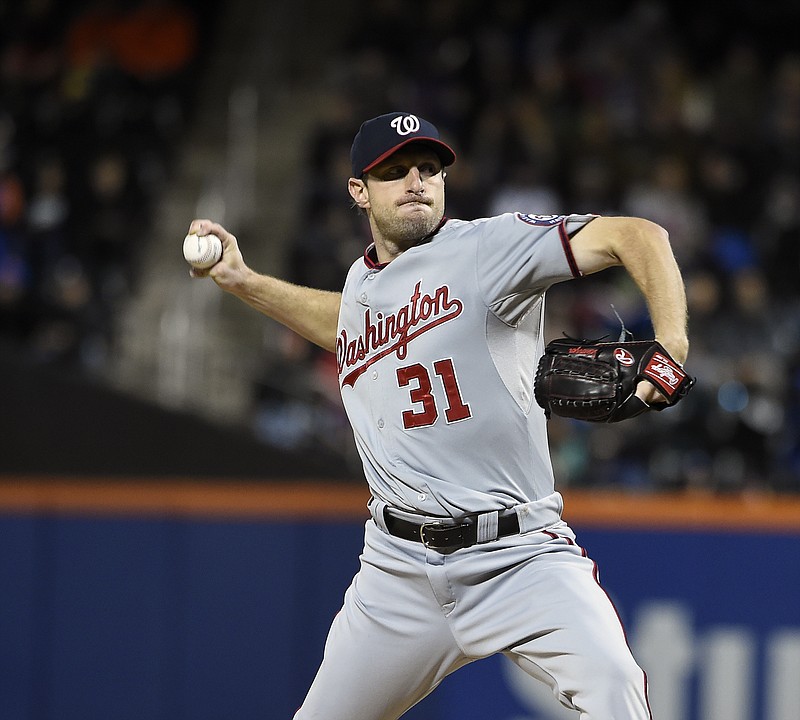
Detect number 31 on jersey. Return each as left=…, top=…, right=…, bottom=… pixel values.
left=397, top=358, right=472, bottom=429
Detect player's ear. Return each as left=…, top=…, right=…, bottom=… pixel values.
left=348, top=177, right=369, bottom=209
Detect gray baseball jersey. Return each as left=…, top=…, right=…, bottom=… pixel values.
left=297, top=212, right=651, bottom=720
left=336, top=212, right=594, bottom=520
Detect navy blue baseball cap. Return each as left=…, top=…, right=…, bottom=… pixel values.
left=350, top=112, right=456, bottom=178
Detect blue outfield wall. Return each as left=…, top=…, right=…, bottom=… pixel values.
left=1, top=513, right=799, bottom=720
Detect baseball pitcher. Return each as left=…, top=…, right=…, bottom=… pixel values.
left=186, top=112, right=691, bottom=719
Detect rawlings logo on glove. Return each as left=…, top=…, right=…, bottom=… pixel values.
left=534, top=337, right=695, bottom=423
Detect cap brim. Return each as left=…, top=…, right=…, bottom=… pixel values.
left=361, top=137, right=456, bottom=176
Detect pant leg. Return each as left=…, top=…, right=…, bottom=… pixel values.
left=502, top=533, right=651, bottom=719
left=295, top=521, right=467, bottom=720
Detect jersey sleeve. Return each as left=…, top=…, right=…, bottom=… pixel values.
left=476, top=212, right=596, bottom=325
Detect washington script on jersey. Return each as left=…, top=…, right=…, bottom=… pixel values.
left=338, top=280, right=463, bottom=388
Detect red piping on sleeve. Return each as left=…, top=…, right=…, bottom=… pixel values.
left=558, top=220, right=583, bottom=278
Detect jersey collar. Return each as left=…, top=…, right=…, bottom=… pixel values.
left=363, top=217, right=449, bottom=270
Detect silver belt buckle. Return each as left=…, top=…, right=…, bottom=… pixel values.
left=419, top=521, right=443, bottom=548
left=420, top=521, right=470, bottom=549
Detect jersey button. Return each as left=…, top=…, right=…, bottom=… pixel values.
left=377, top=419, right=385, bottom=429
left=371, top=371, right=378, bottom=380
left=359, top=292, right=368, bottom=303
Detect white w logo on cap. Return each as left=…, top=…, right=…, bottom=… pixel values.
left=390, top=115, right=421, bottom=136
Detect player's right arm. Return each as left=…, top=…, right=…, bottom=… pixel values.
left=187, top=219, right=341, bottom=353
left=567, top=216, right=688, bottom=364
left=567, top=215, right=689, bottom=407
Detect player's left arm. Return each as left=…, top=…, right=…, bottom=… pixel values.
left=568, top=216, right=689, bottom=402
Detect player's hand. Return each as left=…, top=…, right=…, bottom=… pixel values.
left=638, top=335, right=689, bottom=406
left=635, top=380, right=666, bottom=407
left=187, top=219, right=252, bottom=292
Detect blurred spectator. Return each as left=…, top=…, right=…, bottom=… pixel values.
left=487, top=154, right=563, bottom=217
left=621, top=152, right=708, bottom=268
left=25, top=153, right=71, bottom=281
left=759, top=170, right=800, bottom=301
left=63, top=0, right=120, bottom=103
left=289, top=204, right=365, bottom=293
left=65, top=0, right=197, bottom=90
left=78, top=150, right=139, bottom=296
left=30, top=254, right=105, bottom=369
left=110, top=0, right=197, bottom=84
left=0, top=0, right=64, bottom=99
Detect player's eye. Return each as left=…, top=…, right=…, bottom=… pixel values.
left=419, top=163, right=441, bottom=180
left=375, top=161, right=441, bottom=182
left=381, top=166, right=408, bottom=180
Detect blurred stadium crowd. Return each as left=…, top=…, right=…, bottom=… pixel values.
left=3, top=0, right=800, bottom=492
left=0, top=0, right=210, bottom=368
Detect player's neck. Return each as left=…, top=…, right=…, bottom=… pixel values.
left=370, top=216, right=447, bottom=263
left=373, top=237, right=408, bottom=264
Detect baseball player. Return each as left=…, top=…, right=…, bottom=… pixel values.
left=187, top=112, right=689, bottom=719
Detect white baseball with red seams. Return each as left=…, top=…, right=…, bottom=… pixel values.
left=183, top=233, right=222, bottom=269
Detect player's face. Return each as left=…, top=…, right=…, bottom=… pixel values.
left=351, top=147, right=446, bottom=255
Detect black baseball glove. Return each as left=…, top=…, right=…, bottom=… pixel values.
left=534, top=336, right=694, bottom=423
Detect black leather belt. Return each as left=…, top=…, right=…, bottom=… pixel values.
left=383, top=508, right=520, bottom=551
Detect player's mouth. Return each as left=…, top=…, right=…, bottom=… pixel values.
left=398, top=197, right=431, bottom=207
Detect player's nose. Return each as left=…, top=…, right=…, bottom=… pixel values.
left=405, top=167, right=424, bottom=192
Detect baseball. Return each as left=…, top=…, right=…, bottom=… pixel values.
left=183, top=233, right=222, bottom=269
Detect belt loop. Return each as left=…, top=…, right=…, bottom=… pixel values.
left=370, top=497, right=390, bottom=533
left=476, top=510, right=499, bottom=544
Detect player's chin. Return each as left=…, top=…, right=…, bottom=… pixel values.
left=397, top=204, right=436, bottom=225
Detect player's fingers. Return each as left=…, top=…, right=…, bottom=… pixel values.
left=188, top=219, right=236, bottom=247
left=635, top=380, right=666, bottom=405
left=188, top=218, right=222, bottom=234
left=187, top=218, right=209, bottom=235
